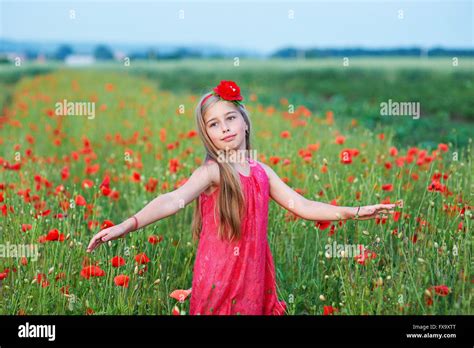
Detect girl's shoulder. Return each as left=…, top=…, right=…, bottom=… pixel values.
left=199, top=159, right=220, bottom=196
left=202, top=159, right=220, bottom=185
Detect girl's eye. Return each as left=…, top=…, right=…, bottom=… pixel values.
left=209, top=116, right=235, bottom=128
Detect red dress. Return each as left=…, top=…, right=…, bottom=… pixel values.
left=189, top=158, right=287, bottom=315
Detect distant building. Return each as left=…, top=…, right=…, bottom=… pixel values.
left=65, top=55, right=95, bottom=66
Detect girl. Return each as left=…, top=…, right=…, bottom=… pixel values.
left=86, top=80, right=398, bottom=315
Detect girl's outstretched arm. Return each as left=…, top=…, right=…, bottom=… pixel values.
left=86, top=161, right=218, bottom=252
left=260, top=162, right=398, bottom=221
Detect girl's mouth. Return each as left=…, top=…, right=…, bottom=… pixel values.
left=222, top=134, right=236, bottom=142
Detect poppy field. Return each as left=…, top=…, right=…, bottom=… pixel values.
left=0, top=61, right=472, bottom=315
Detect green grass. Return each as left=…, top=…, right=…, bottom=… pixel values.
left=0, top=65, right=472, bottom=315
left=1, top=57, right=473, bottom=147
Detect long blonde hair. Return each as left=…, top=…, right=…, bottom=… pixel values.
left=191, top=93, right=253, bottom=243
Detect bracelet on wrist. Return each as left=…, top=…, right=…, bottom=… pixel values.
left=131, top=215, right=138, bottom=231
left=354, top=206, right=361, bottom=219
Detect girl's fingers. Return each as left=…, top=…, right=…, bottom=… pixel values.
left=86, top=230, right=109, bottom=252
left=86, top=238, right=98, bottom=252
left=102, top=233, right=113, bottom=242
left=102, top=228, right=121, bottom=242
left=87, top=238, right=101, bottom=253
left=378, top=204, right=396, bottom=210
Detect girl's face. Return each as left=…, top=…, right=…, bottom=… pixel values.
left=203, top=101, right=247, bottom=151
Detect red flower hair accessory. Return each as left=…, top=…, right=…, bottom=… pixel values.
left=201, top=80, right=243, bottom=107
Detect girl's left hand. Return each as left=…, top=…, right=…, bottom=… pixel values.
left=354, top=203, right=397, bottom=220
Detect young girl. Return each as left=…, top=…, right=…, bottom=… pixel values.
left=86, top=80, right=398, bottom=315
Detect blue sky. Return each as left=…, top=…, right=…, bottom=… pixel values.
left=1, top=0, right=472, bottom=54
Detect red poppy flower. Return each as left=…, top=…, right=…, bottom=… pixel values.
left=323, top=305, right=338, bottom=315
left=335, top=135, right=346, bottom=145
left=0, top=272, right=7, bottom=280
left=75, top=195, right=87, bottom=206
left=82, top=179, right=94, bottom=189
left=145, top=178, right=158, bottom=193
left=269, top=156, right=281, bottom=165
left=61, top=166, right=70, bottom=180
left=389, top=147, right=398, bottom=156
left=172, top=306, right=181, bottom=315
left=85, top=164, right=100, bottom=175
left=101, top=220, right=114, bottom=230
left=428, top=180, right=447, bottom=193
left=382, top=184, right=393, bottom=191
left=55, top=272, right=66, bottom=281
left=34, top=273, right=49, bottom=287
left=135, top=253, right=150, bottom=264
left=80, top=265, right=106, bottom=279
left=148, top=235, right=163, bottom=245
left=169, top=289, right=192, bottom=302
left=315, top=221, right=331, bottom=230
left=340, top=149, right=353, bottom=164
left=100, top=175, right=110, bottom=189
left=45, top=228, right=60, bottom=241
left=280, top=131, right=291, bottom=139
left=111, top=256, right=126, bottom=268
left=393, top=211, right=401, bottom=222
left=213, top=80, right=243, bottom=102
left=169, top=158, right=180, bottom=173
left=114, top=275, right=130, bottom=288
left=21, top=224, right=32, bottom=232
left=101, top=186, right=112, bottom=196
left=187, top=130, right=197, bottom=138
left=132, top=171, right=141, bottom=182
left=425, top=284, right=451, bottom=306
left=430, top=285, right=450, bottom=296
left=438, top=143, right=449, bottom=152
left=354, top=247, right=377, bottom=265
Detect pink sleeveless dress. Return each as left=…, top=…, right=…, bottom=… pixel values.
left=189, top=158, right=287, bottom=315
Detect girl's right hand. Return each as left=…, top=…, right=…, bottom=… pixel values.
left=86, top=224, right=129, bottom=253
